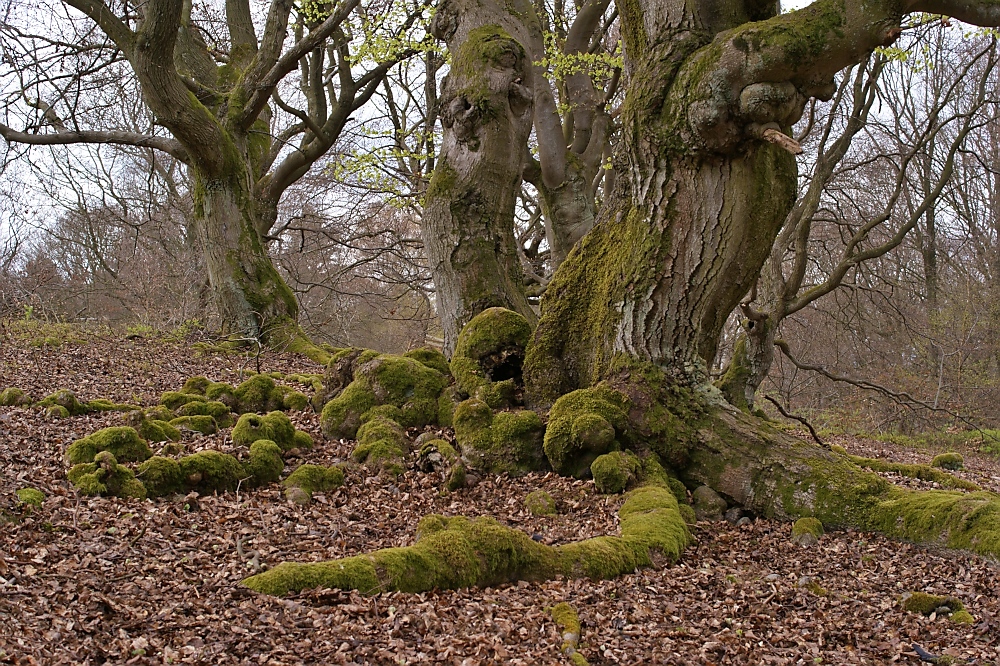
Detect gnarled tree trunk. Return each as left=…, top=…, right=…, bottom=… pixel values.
left=422, top=0, right=540, bottom=356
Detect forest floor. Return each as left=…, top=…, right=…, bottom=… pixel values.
left=1, top=323, right=999, bottom=665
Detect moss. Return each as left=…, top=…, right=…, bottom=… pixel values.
left=66, top=427, right=153, bottom=465
left=543, top=387, right=629, bottom=478
left=67, top=453, right=147, bottom=499
left=550, top=602, right=586, bottom=663
left=38, top=389, right=88, bottom=416
left=678, top=504, right=697, bottom=524
left=931, top=452, right=964, bottom=471
left=144, top=419, right=182, bottom=443
left=145, top=405, right=175, bottom=422
left=231, top=411, right=306, bottom=451
left=243, top=483, right=689, bottom=596
left=178, top=450, right=247, bottom=493
left=204, top=381, right=237, bottom=407
left=175, top=400, right=234, bottom=427
left=525, top=489, right=557, bottom=516
left=234, top=374, right=285, bottom=414
left=320, top=355, right=447, bottom=439
left=136, top=456, right=184, bottom=497
left=46, top=405, right=70, bottom=419
left=160, top=391, right=206, bottom=411
left=169, top=415, right=218, bottom=435
left=352, top=416, right=409, bottom=476
left=450, top=308, right=532, bottom=407
left=902, top=591, right=964, bottom=615
left=85, top=399, right=138, bottom=412
left=437, top=387, right=461, bottom=427
left=715, top=335, right=752, bottom=411
left=282, top=390, right=310, bottom=411
left=0, top=387, right=31, bottom=406
left=181, top=376, right=211, bottom=395
left=16, top=487, right=45, bottom=507
left=454, top=399, right=547, bottom=474
left=283, top=463, right=345, bottom=502
left=591, top=451, right=641, bottom=494
left=791, top=517, right=824, bottom=539
left=419, top=439, right=458, bottom=463
left=246, top=440, right=285, bottom=486
left=446, top=462, right=468, bottom=491
left=868, top=488, right=1000, bottom=556
left=404, top=348, right=451, bottom=375
left=848, top=453, right=979, bottom=491
left=951, top=610, right=974, bottom=624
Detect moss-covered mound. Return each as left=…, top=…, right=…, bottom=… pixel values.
left=38, top=389, right=88, bottom=416
left=136, top=456, right=184, bottom=497
left=543, top=387, right=629, bottom=478
left=846, top=453, right=978, bottom=490
left=931, top=452, right=964, bottom=471
left=160, top=390, right=207, bottom=411
left=243, top=483, right=690, bottom=596
left=233, top=375, right=286, bottom=414
left=591, top=451, right=641, bottom=494
left=169, top=415, right=219, bottom=435
left=404, top=348, right=451, bottom=376
left=550, top=602, right=587, bottom=665
left=178, top=450, right=247, bottom=493
left=320, top=355, right=447, bottom=439
left=68, top=451, right=147, bottom=499
left=453, top=399, right=547, bottom=475
left=450, top=308, right=532, bottom=408
left=85, top=399, right=138, bottom=412
left=123, top=411, right=181, bottom=443
left=283, top=463, right=346, bottom=504
left=351, top=416, right=409, bottom=476
left=46, top=405, right=70, bottom=419
left=16, top=487, right=45, bottom=508
left=66, top=427, right=153, bottom=465
left=175, top=400, right=234, bottom=427
left=0, top=387, right=32, bottom=406
left=245, top=440, right=285, bottom=487
left=901, top=591, right=964, bottom=615
left=232, top=411, right=311, bottom=451
left=525, top=490, right=557, bottom=516
left=790, top=517, right=824, bottom=545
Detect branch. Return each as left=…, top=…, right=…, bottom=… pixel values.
left=0, top=123, right=190, bottom=163
left=762, top=394, right=825, bottom=447
left=61, top=0, right=135, bottom=52
left=907, top=0, right=1000, bottom=25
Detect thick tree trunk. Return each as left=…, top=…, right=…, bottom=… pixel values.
left=422, top=0, right=539, bottom=356
left=716, top=314, right=777, bottom=411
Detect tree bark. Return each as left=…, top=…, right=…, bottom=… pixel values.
left=421, top=0, right=540, bottom=356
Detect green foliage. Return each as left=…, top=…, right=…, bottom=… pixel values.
left=66, top=427, right=153, bottom=465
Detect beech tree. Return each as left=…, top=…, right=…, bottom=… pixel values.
left=0, top=0, right=421, bottom=353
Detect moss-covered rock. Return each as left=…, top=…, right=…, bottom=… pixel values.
left=543, top=387, right=629, bottom=478
left=204, top=381, right=237, bottom=408
left=145, top=405, right=176, bottom=422
left=351, top=416, right=409, bottom=476
left=160, top=391, right=207, bottom=411
left=85, top=399, right=138, bottom=412
left=901, top=591, right=964, bottom=615
left=231, top=411, right=309, bottom=451
left=404, top=347, right=451, bottom=375
left=66, top=426, right=153, bottom=465
left=320, top=355, right=447, bottom=439
left=38, top=389, right=88, bottom=416
left=282, top=390, right=310, bottom=411
left=246, top=440, right=285, bottom=486
left=16, top=487, right=45, bottom=508
left=417, top=438, right=459, bottom=473
left=46, top=405, right=70, bottom=419
left=790, top=517, right=824, bottom=546
left=525, top=489, right=557, bottom=516
left=692, top=485, right=727, bottom=521
left=234, top=374, right=286, bottom=414
left=283, top=463, right=346, bottom=503
left=178, top=450, right=247, bottom=493
left=181, top=376, right=212, bottom=395
left=136, top=456, right=184, bottom=497
left=123, top=411, right=181, bottom=443
left=169, top=415, right=218, bottom=435
left=454, top=399, right=547, bottom=475
left=175, top=400, right=234, bottom=427
left=450, top=308, right=532, bottom=408
left=931, top=452, right=964, bottom=471
left=0, top=387, right=32, bottom=406
left=243, top=483, right=689, bottom=596
left=445, top=462, right=468, bottom=491
left=67, top=452, right=147, bottom=499
left=951, top=609, right=974, bottom=624
left=591, top=451, right=641, bottom=494
left=550, top=602, right=586, bottom=665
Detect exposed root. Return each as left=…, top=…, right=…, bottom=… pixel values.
left=242, top=484, right=689, bottom=596
left=550, top=602, right=588, bottom=665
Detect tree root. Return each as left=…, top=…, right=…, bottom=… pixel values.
left=551, top=602, right=588, bottom=665
left=242, top=484, right=689, bottom=596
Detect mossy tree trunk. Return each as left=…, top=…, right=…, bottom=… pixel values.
left=422, top=0, right=541, bottom=356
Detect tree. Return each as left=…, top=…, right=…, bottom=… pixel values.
left=0, top=0, right=420, bottom=351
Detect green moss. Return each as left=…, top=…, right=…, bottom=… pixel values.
left=66, top=427, right=153, bottom=465
left=160, top=391, right=207, bottom=411
left=450, top=308, right=532, bottom=407
left=931, top=452, right=964, bottom=471
left=205, top=381, right=237, bottom=408
left=175, top=400, right=234, bottom=427
left=231, top=411, right=307, bottom=451
left=848, top=453, right=979, bottom=491
left=320, top=355, right=447, bottom=439
left=136, top=456, right=184, bottom=497
left=282, top=390, right=310, bottom=411
left=234, top=374, right=285, bottom=414
left=525, top=489, right=557, bottom=516
left=246, top=440, right=285, bottom=486
left=951, top=610, right=974, bottom=624
left=38, top=389, right=88, bottom=416
left=543, top=387, right=629, bottom=478
left=550, top=602, right=586, bottom=664
left=169, top=415, right=218, bottom=435
left=454, top=399, right=547, bottom=474
left=446, top=462, right=468, bottom=491
left=16, top=487, right=45, bottom=507
left=869, top=488, right=1000, bottom=556
left=145, top=405, right=175, bottom=422
left=86, top=399, right=139, bottom=412
left=404, top=348, right=451, bottom=375
left=283, top=463, right=345, bottom=503
left=902, top=591, right=963, bottom=615
left=178, top=450, right=247, bottom=493
left=243, top=482, right=689, bottom=596
left=0, top=387, right=31, bottom=406
left=591, top=451, right=641, bottom=494
left=791, top=517, right=824, bottom=539
left=67, top=453, right=147, bottom=499
left=46, top=405, right=70, bottom=419
left=181, top=376, right=211, bottom=395
left=352, top=416, right=409, bottom=476
left=140, top=418, right=182, bottom=443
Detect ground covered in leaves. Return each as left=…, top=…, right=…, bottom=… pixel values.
left=1, top=324, right=999, bottom=665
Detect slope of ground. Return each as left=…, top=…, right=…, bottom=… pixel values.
left=1, top=325, right=998, bottom=664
